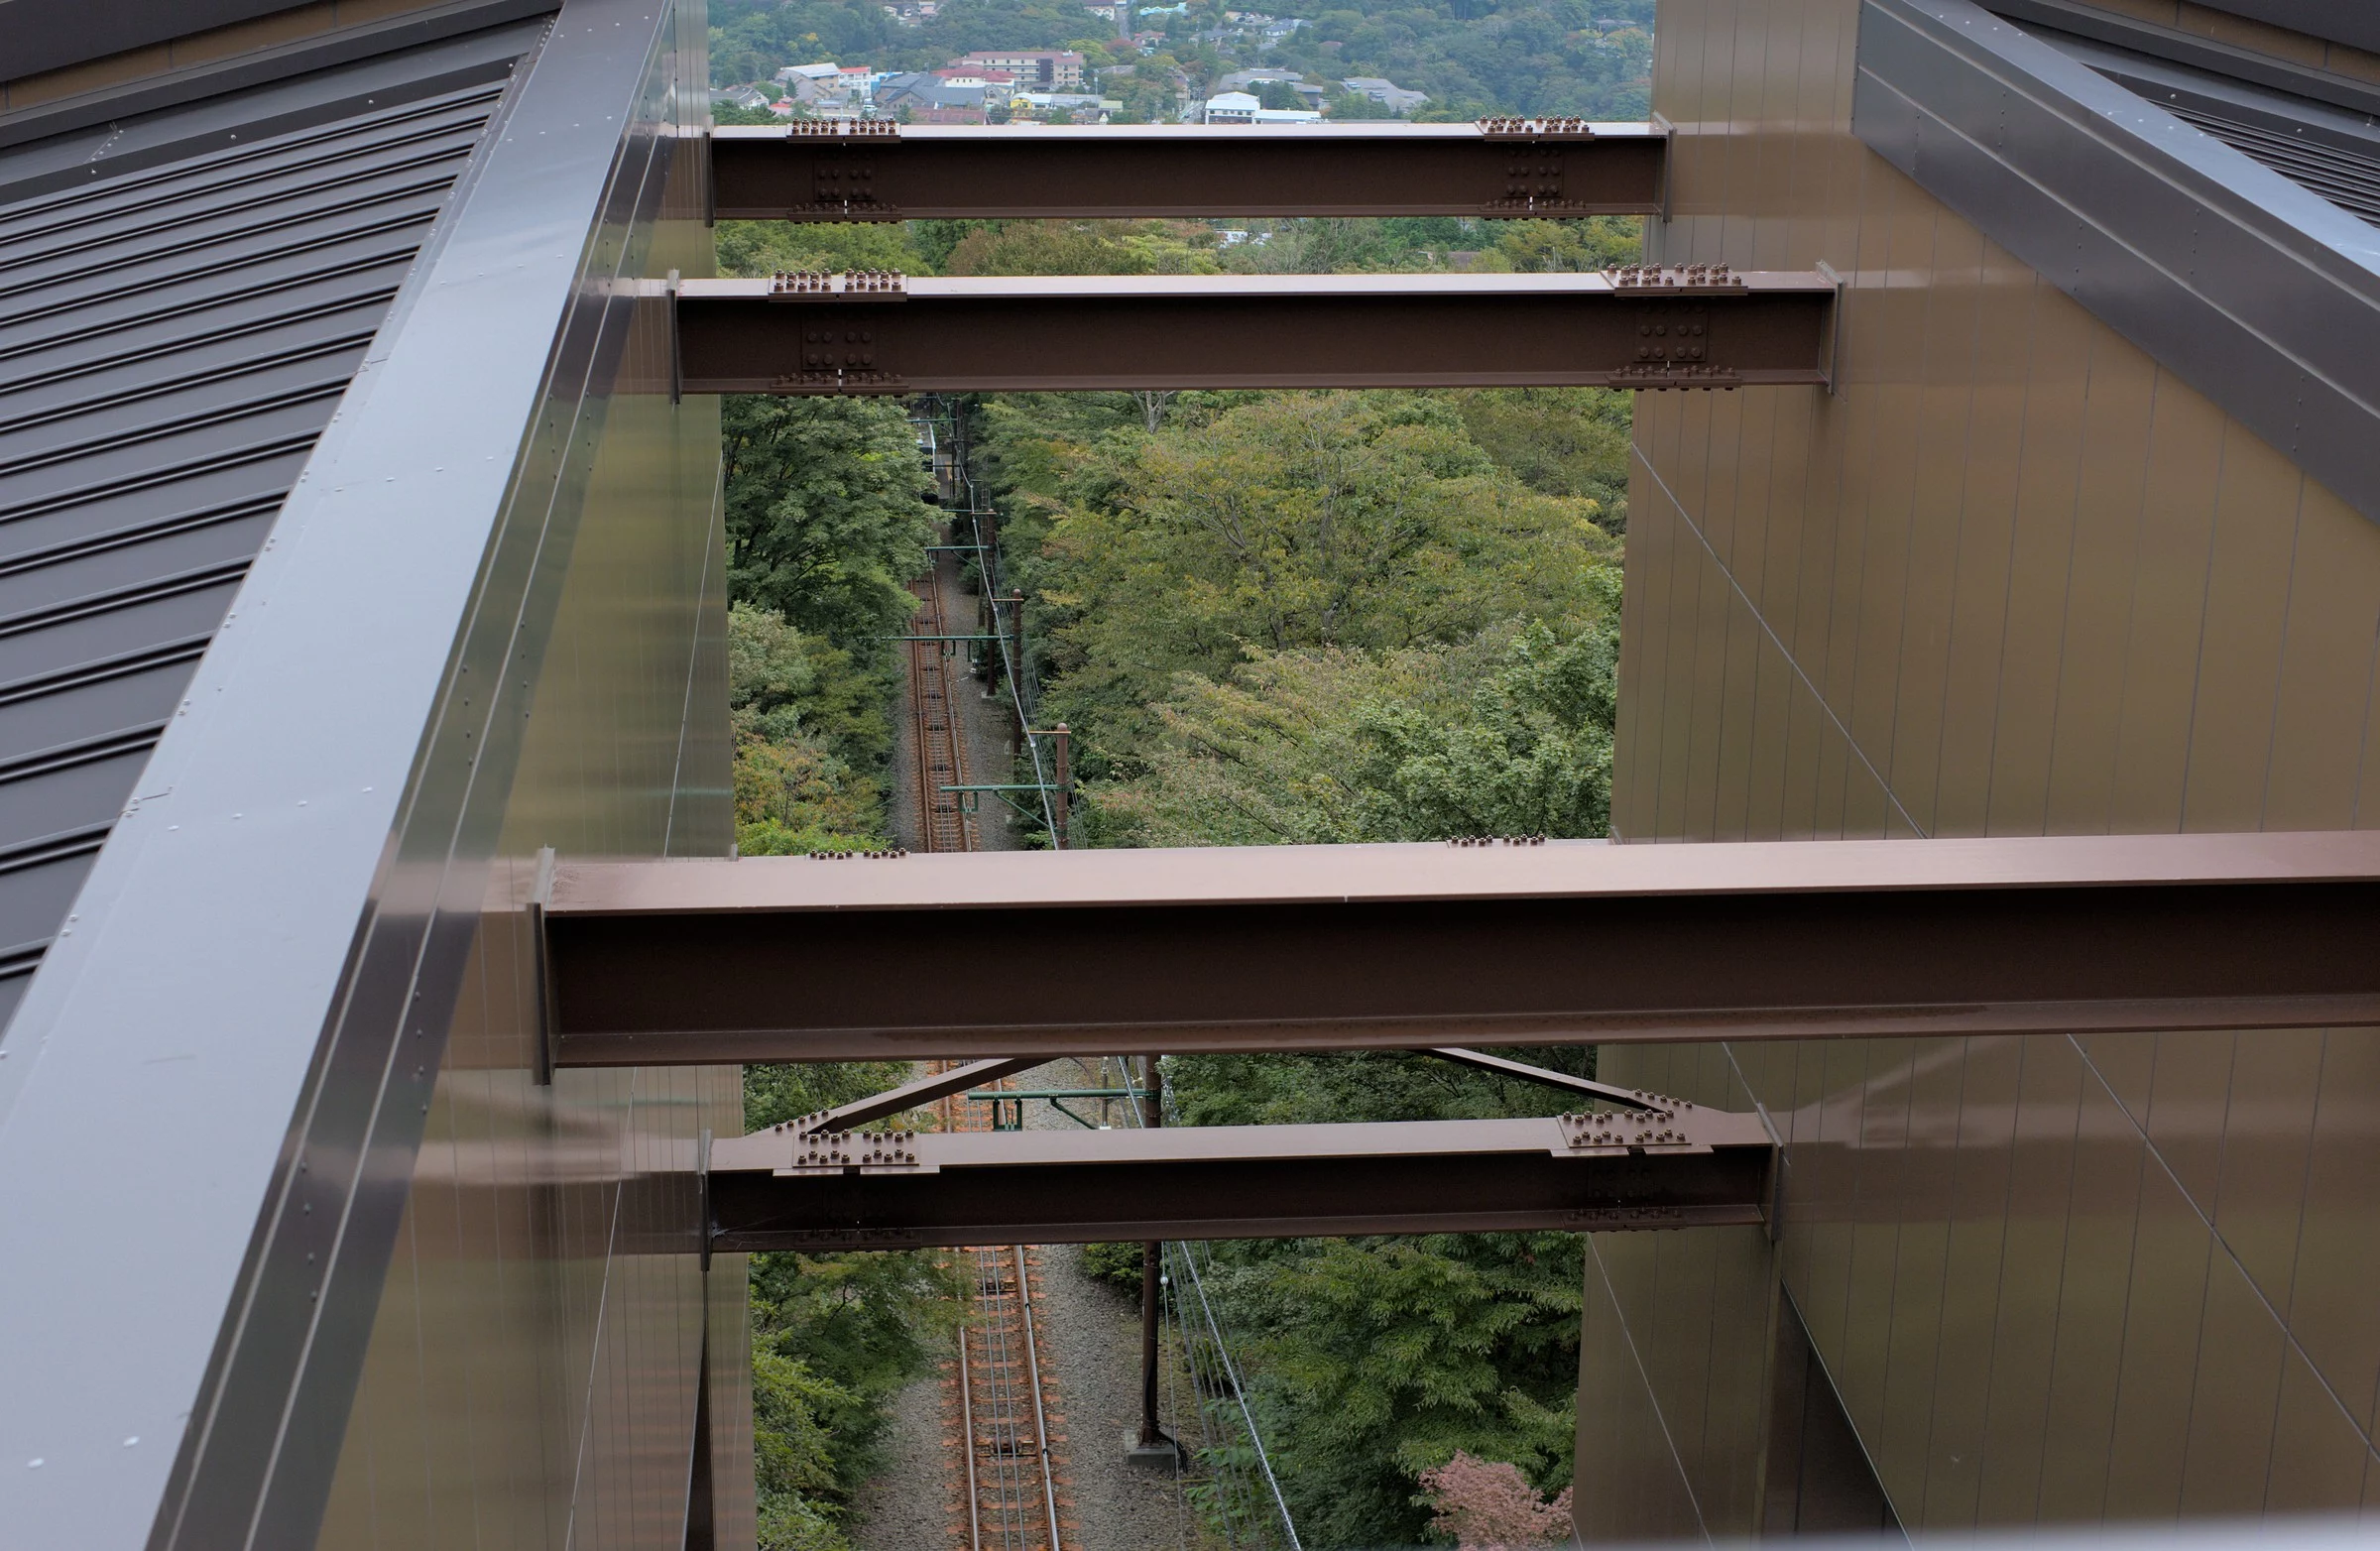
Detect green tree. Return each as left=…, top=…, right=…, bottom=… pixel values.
left=1165, top=1047, right=1596, bottom=1546
left=946, top=219, right=1155, bottom=276
left=1454, top=386, right=1633, bottom=528
left=753, top=1347, right=857, bottom=1551
left=742, top=1059, right=962, bottom=1548
left=1094, top=601, right=1620, bottom=847
left=1476, top=214, right=1643, bottom=274
left=722, top=396, right=938, bottom=646
left=1351, top=613, right=1619, bottom=839
left=1090, top=639, right=1484, bottom=847
left=713, top=99, right=784, bottom=126
left=716, top=219, right=932, bottom=281
left=1221, top=216, right=1474, bottom=274
left=731, top=600, right=880, bottom=755
left=940, top=218, right=1221, bottom=276
left=1029, top=391, right=1615, bottom=775
left=710, top=0, right=906, bottom=85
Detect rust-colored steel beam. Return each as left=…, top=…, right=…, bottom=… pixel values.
left=544, top=832, right=2380, bottom=1066
left=708, top=1108, right=1774, bottom=1252
left=671, top=268, right=1834, bottom=395
left=1428, top=1046, right=1666, bottom=1111
left=709, top=120, right=1666, bottom=221
left=806, top=1055, right=1049, bottom=1133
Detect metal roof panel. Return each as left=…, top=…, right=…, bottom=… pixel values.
left=0, top=33, right=533, bottom=1029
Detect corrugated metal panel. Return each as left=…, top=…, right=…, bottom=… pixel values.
left=2162, top=101, right=2380, bottom=226
left=2020, top=21, right=2380, bottom=228
left=0, top=30, right=536, bottom=1028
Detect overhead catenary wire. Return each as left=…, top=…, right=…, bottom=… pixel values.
left=915, top=398, right=1061, bottom=843
left=1121, top=1060, right=1303, bottom=1551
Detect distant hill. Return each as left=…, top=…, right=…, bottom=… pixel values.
left=709, top=0, right=1656, bottom=120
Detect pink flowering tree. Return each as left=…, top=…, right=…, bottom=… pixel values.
left=1417, top=1450, right=1576, bottom=1550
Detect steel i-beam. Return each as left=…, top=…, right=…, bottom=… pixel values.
left=708, top=1105, right=1774, bottom=1252
left=543, top=831, right=2380, bottom=1066
left=708, top=118, right=1666, bottom=221
left=672, top=265, right=1833, bottom=395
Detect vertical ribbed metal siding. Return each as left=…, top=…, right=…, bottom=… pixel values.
left=0, top=66, right=519, bottom=1027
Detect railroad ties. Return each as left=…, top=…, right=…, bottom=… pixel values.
left=906, top=531, right=978, bottom=854
left=916, top=430, right=1069, bottom=1547
left=938, top=1067, right=1074, bottom=1551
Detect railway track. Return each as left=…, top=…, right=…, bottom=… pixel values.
left=937, top=1069, right=1070, bottom=1551
left=910, top=415, right=1070, bottom=1548
left=904, top=537, right=978, bottom=855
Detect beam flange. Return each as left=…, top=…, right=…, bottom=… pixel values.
left=672, top=268, right=1834, bottom=395
left=709, top=120, right=1666, bottom=221
left=708, top=1110, right=1772, bottom=1251
left=544, top=832, right=2380, bottom=1065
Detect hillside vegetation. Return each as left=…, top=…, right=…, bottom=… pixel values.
left=711, top=0, right=1655, bottom=121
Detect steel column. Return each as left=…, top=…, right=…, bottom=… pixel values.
left=1137, top=1054, right=1163, bottom=1451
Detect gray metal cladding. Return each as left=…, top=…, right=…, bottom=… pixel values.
left=2168, top=102, right=2380, bottom=225
left=1852, top=0, right=2380, bottom=529
left=0, top=50, right=523, bottom=1028
left=2006, top=16, right=2380, bottom=228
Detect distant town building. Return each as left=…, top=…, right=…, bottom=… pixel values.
left=934, top=66, right=1019, bottom=91
left=712, top=84, right=771, bottom=113
left=1201, top=91, right=1320, bottom=124
left=1014, top=91, right=1122, bottom=117
left=1216, top=67, right=1327, bottom=105
left=1337, top=76, right=1429, bottom=114
left=875, top=71, right=990, bottom=114
left=956, top=50, right=1087, bottom=90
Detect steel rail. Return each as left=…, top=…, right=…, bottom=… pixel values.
left=977, top=1247, right=1031, bottom=1548
left=958, top=1322, right=982, bottom=1551
left=937, top=1064, right=1064, bottom=1550
left=917, top=403, right=1057, bottom=842
left=903, top=541, right=976, bottom=852
left=1014, top=1245, right=1066, bottom=1551
left=708, top=119, right=1666, bottom=221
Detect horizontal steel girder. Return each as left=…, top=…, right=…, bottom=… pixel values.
left=543, top=832, right=2380, bottom=1065
left=671, top=270, right=1835, bottom=395
left=708, top=120, right=1666, bottom=220
left=708, top=1110, right=1774, bottom=1251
